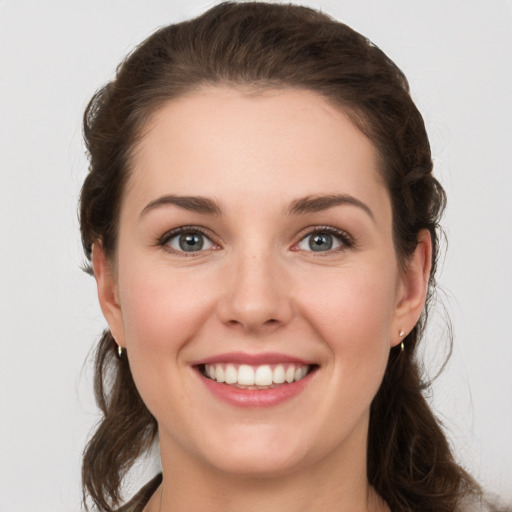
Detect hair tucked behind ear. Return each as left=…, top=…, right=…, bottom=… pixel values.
left=80, top=2, right=496, bottom=510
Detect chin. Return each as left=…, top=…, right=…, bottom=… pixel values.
left=208, top=450, right=306, bottom=478
left=194, top=425, right=319, bottom=478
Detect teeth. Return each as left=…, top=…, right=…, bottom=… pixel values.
left=255, top=365, right=273, bottom=386
left=216, top=366, right=225, bottom=383
left=295, top=366, right=308, bottom=381
left=273, top=364, right=285, bottom=384
left=204, top=363, right=311, bottom=387
left=238, top=365, right=255, bottom=386
left=225, top=365, right=237, bottom=384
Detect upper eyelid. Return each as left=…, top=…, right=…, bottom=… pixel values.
left=159, top=225, right=215, bottom=242
left=292, top=226, right=355, bottom=254
left=296, top=225, right=353, bottom=242
left=156, top=224, right=354, bottom=249
left=157, top=226, right=220, bottom=254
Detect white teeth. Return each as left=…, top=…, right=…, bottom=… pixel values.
left=273, top=364, right=285, bottom=384
left=216, top=365, right=225, bottom=383
left=204, top=363, right=312, bottom=387
left=238, top=365, right=255, bottom=385
left=255, top=365, right=273, bottom=386
left=225, top=364, right=237, bottom=384
left=295, top=366, right=308, bottom=381
left=285, top=366, right=295, bottom=383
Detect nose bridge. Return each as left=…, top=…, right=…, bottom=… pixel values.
left=219, top=240, right=292, bottom=332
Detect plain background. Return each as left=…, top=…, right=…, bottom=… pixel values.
left=1, top=0, right=511, bottom=510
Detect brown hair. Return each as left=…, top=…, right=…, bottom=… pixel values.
left=80, top=2, right=484, bottom=511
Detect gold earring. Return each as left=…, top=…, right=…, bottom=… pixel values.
left=118, top=345, right=123, bottom=358
left=399, top=330, right=405, bottom=352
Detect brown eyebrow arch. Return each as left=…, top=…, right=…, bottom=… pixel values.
left=286, top=194, right=375, bottom=221
left=140, top=195, right=222, bottom=218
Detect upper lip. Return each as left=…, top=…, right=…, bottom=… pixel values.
left=190, top=352, right=315, bottom=366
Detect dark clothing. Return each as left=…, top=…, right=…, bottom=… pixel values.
left=117, top=473, right=162, bottom=512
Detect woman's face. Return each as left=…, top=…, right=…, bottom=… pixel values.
left=95, top=87, right=427, bottom=477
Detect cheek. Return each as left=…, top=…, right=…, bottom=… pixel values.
left=118, top=263, right=213, bottom=357
left=302, top=263, right=396, bottom=328
left=116, top=263, right=217, bottom=420
left=297, top=264, right=397, bottom=370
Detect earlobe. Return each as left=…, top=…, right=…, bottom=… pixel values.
left=392, top=230, right=432, bottom=347
left=92, top=242, right=125, bottom=347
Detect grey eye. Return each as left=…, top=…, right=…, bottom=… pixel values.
left=297, top=232, right=343, bottom=252
left=167, top=232, right=214, bottom=252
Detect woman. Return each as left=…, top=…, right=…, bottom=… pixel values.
left=79, top=2, right=500, bottom=511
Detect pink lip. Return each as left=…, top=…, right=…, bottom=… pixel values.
left=198, top=373, right=314, bottom=408
left=190, top=352, right=314, bottom=366
left=192, top=353, right=318, bottom=408
left=191, top=352, right=318, bottom=408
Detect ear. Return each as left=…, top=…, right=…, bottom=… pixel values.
left=391, top=229, right=432, bottom=347
left=92, top=242, right=125, bottom=348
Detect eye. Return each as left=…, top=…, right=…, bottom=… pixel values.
left=295, top=228, right=352, bottom=253
left=161, top=228, right=217, bottom=254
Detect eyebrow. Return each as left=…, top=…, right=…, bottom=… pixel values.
left=140, top=195, right=222, bottom=218
left=286, top=194, right=375, bottom=221
left=139, top=193, right=374, bottom=222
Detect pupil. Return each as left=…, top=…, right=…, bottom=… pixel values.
left=310, top=233, right=332, bottom=251
left=179, top=233, right=203, bottom=251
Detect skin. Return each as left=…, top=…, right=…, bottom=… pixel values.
left=93, top=87, right=431, bottom=512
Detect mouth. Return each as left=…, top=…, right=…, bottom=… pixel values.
left=199, top=362, right=317, bottom=389
left=191, top=353, right=319, bottom=407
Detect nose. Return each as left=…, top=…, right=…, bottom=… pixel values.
left=217, top=249, right=294, bottom=334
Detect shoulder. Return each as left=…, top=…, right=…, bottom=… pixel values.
left=116, top=473, right=163, bottom=512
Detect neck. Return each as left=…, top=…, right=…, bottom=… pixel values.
left=148, top=421, right=389, bottom=512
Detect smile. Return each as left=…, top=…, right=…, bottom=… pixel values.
left=202, top=363, right=312, bottom=388
left=192, top=353, right=319, bottom=407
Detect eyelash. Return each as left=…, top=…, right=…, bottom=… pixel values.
left=157, top=226, right=219, bottom=256
left=156, top=225, right=355, bottom=255
left=293, top=226, right=355, bottom=254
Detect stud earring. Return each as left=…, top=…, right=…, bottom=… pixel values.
left=399, top=330, right=405, bottom=352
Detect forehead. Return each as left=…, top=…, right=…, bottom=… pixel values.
left=124, top=86, right=389, bottom=218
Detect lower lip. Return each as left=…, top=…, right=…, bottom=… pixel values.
left=196, top=369, right=315, bottom=408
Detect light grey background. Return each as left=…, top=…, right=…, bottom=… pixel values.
left=1, top=1, right=511, bottom=510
